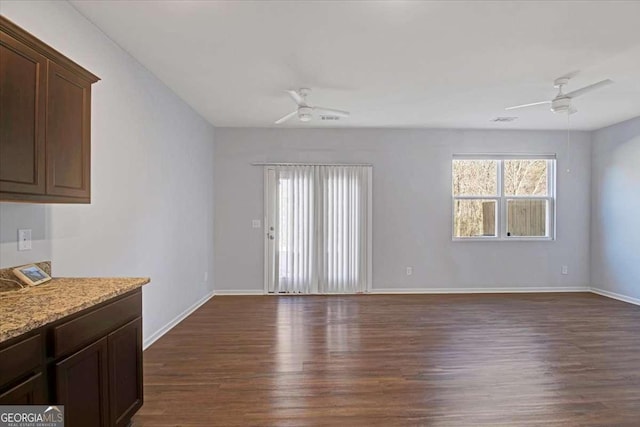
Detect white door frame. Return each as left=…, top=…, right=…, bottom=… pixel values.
left=262, top=165, right=373, bottom=294
left=263, top=167, right=276, bottom=294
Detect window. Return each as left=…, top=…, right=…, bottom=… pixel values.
left=452, top=155, right=555, bottom=240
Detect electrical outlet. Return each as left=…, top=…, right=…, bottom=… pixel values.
left=561, top=265, right=568, bottom=275
left=252, top=219, right=261, bottom=228
left=406, top=266, right=413, bottom=276
left=204, top=271, right=209, bottom=281
left=18, top=229, right=32, bottom=251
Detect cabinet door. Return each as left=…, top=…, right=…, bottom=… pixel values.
left=0, top=31, right=47, bottom=195
left=108, top=317, right=143, bottom=427
left=46, top=61, right=91, bottom=200
left=0, top=373, right=45, bottom=404
left=56, top=337, right=109, bottom=427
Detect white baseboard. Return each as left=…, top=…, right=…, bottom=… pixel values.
left=590, top=287, right=640, bottom=306
left=214, top=289, right=265, bottom=295
left=371, top=287, right=590, bottom=294
left=214, top=287, right=590, bottom=295
left=143, top=291, right=214, bottom=350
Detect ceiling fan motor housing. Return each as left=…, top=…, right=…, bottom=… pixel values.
left=551, top=97, right=574, bottom=114
left=554, top=77, right=571, bottom=88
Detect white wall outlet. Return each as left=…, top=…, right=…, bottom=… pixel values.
left=561, top=265, right=568, bottom=275
left=406, top=266, right=413, bottom=276
left=252, top=219, right=261, bottom=228
left=204, top=271, right=209, bottom=282
left=18, top=229, right=32, bottom=251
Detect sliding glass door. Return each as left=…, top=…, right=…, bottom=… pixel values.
left=264, top=165, right=372, bottom=294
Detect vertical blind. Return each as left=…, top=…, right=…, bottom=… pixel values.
left=273, top=165, right=372, bottom=294
left=276, top=166, right=315, bottom=293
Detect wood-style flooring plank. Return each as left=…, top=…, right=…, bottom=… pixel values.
left=133, top=293, right=640, bottom=426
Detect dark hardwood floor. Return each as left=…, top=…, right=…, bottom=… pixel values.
left=132, top=293, right=640, bottom=426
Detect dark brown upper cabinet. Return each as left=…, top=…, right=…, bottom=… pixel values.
left=0, top=16, right=99, bottom=203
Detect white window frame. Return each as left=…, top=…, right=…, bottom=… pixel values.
left=452, top=154, right=556, bottom=242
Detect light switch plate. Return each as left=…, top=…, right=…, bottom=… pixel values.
left=252, top=219, right=261, bottom=228
left=18, top=229, right=32, bottom=251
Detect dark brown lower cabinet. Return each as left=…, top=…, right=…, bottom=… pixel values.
left=56, top=337, right=109, bottom=427
left=108, top=318, right=143, bottom=427
left=0, top=373, right=45, bottom=404
left=0, top=289, right=143, bottom=426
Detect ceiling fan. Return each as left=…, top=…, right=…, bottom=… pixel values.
left=505, top=73, right=613, bottom=115
left=275, top=88, right=350, bottom=124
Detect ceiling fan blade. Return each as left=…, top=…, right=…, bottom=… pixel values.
left=313, top=107, right=350, bottom=117
left=274, top=110, right=297, bottom=124
left=505, top=101, right=551, bottom=111
left=286, top=90, right=303, bottom=105
left=565, top=79, right=613, bottom=99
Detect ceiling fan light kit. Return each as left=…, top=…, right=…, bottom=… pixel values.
left=505, top=73, right=613, bottom=115
left=551, top=97, right=576, bottom=115
left=298, top=106, right=312, bottom=122
left=275, top=88, right=350, bottom=124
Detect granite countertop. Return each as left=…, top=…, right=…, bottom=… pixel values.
left=0, top=277, right=150, bottom=344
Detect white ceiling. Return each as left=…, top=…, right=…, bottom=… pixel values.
left=70, top=1, right=640, bottom=130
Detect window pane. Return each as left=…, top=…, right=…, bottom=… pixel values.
left=452, top=160, right=498, bottom=196
left=504, top=160, right=548, bottom=196
left=507, top=199, right=547, bottom=237
left=453, top=200, right=497, bottom=237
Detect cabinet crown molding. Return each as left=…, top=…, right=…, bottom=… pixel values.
left=0, top=15, right=100, bottom=83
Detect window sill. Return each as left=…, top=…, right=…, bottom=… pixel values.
left=452, top=237, right=555, bottom=242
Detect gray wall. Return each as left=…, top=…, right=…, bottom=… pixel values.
left=591, top=116, right=640, bottom=300
left=0, top=205, right=50, bottom=267
left=214, top=128, right=592, bottom=293
left=0, top=1, right=216, bottom=344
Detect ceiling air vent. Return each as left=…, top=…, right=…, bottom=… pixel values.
left=492, top=116, right=518, bottom=122
left=321, top=115, right=340, bottom=121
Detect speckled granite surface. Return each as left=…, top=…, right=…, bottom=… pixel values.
left=0, top=276, right=149, bottom=343
left=0, top=261, right=52, bottom=291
